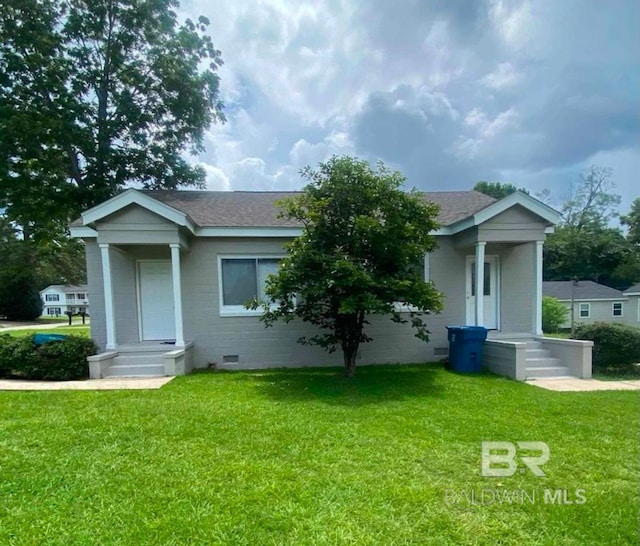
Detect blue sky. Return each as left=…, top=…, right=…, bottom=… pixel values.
left=180, top=0, right=639, bottom=217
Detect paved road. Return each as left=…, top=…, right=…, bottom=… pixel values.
left=0, top=321, right=89, bottom=332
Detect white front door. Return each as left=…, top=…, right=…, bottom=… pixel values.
left=138, top=261, right=175, bottom=341
left=466, top=256, right=499, bottom=329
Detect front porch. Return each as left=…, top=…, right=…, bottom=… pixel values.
left=87, top=342, right=195, bottom=378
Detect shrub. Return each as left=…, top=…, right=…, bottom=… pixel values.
left=0, top=276, right=43, bottom=320
left=0, top=335, right=97, bottom=380
left=542, top=296, right=569, bottom=333
left=572, top=322, right=640, bottom=372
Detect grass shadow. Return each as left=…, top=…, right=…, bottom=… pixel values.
left=240, top=363, right=445, bottom=406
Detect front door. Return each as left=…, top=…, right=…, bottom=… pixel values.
left=138, top=261, right=175, bottom=340
left=466, top=256, right=499, bottom=329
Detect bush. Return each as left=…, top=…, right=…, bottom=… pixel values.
left=0, top=335, right=97, bottom=380
left=572, top=322, right=640, bottom=372
left=0, top=276, right=43, bottom=321
left=542, top=296, right=569, bottom=333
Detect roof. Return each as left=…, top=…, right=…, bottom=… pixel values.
left=40, top=284, right=88, bottom=294
left=543, top=280, right=624, bottom=300
left=138, top=189, right=497, bottom=228
left=624, top=284, right=640, bottom=295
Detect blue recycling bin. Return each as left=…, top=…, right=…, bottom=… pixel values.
left=33, top=333, right=67, bottom=346
left=446, top=326, right=489, bottom=373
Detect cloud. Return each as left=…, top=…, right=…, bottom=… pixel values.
left=178, top=0, right=639, bottom=210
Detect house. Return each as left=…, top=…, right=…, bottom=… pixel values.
left=622, top=284, right=640, bottom=328
left=543, top=280, right=630, bottom=328
left=70, top=189, right=593, bottom=381
left=40, top=284, right=89, bottom=317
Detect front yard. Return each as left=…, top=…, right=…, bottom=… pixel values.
left=0, top=365, right=637, bottom=545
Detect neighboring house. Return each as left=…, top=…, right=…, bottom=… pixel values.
left=40, top=285, right=89, bottom=317
left=543, top=280, right=628, bottom=328
left=622, top=284, right=640, bottom=328
left=70, top=189, right=593, bottom=381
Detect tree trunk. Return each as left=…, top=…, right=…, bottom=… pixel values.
left=339, top=312, right=364, bottom=378
left=343, top=345, right=358, bottom=378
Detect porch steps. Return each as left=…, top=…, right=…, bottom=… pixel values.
left=523, top=342, right=570, bottom=379
left=105, top=351, right=166, bottom=378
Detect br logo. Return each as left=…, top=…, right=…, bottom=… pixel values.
left=481, top=441, right=550, bottom=477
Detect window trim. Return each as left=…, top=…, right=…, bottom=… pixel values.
left=218, top=254, right=286, bottom=317
left=612, top=301, right=623, bottom=317
left=45, top=293, right=60, bottom=302
left=578, top=302, right=590, bottom=318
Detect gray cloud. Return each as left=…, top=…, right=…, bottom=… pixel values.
left=181, top=0, right=639, bottom=210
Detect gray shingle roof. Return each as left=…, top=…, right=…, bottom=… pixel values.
left=140, top=189, right=496, bottom=228
left=543, top=280, right=624, bottom=300
left=624, top=284, right=640, bottom=294
left=41, top=284, right=88, bottom=294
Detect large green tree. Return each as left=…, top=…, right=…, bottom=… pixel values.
left=250, top=156, right=444, bottom=377
left=621, top=197, right=640, bottom=246
left=0, top=0, right=225, bottom=241
left=473, top=181, right=528, bottom=200
left=543, top=166, right=636, bottom=290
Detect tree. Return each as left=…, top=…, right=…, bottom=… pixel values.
left=543, top=166, right=635, bottom=289
left=542, top=296, right=568, bottom=334
left=0, top=0, right=225, bottom=241
left=0, top=239, right=43, bottom=320
left=473, top=181, right=528, bottom=200
left=249, top=156, right=444, bottom=378
left=621, top=197, right=640, bottom=246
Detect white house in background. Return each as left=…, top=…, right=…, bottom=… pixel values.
left=70, top=188, right=594, bottom=381
left=622, top=284, right=640, bottom=328
left=40, top=284, right=89, bottom=317
left=543, top=280, right=629, bottom=328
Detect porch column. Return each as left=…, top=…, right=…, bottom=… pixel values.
left=99, top=243, right=116, bottom=349
left=534, top=241, right=544, bottom=335
left=475, top=241, right=486, bottom=326
left=170, top=243, right=185, bottom=347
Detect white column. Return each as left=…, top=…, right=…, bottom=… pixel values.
left=475, top=242, right=486, bottom=326
left=534, top=241, right=544, bottom=335
left=170, top=243, right=185, bottom=347
left=99, top=243, right=116, bottom=349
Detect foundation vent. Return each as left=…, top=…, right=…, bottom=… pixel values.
left=223, top=355, right=239, bottom=364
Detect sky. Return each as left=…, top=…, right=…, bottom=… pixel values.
left=179, top=0, right=639, bottom=217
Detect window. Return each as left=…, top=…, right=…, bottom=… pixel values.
left=219, top=257, right=282, bottom=315
left=612, top=302, right=623, bottom=317
left=47, top=307, right=61, bottom=315
left=471, top=262, right=491, bottom=296
left=394, top=254, right=430, bottom=312
left=579, top=303, right=590, bottom=318
left=45, top=294, right=59, bottom=302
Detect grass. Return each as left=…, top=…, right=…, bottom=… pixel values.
left=2, top=325, right=90, bottom=338
left=0, top=365, right=637, bottom=545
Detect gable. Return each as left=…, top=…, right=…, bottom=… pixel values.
left=481, top=205, right=551, bottom=229
left=96, top=204, right=178, bottom=228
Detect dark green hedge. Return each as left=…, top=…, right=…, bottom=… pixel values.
left=572, top=322, right=640, bottom=372
left=0, top=335, right=97, bottom=380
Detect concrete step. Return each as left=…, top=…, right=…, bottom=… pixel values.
left=525, top=357, right=561, bottom=367
left=525, top=365, right=571, bottom=379
left=525, top=341, right=544, bottom=350
left=525, top=348, right=552, bottom=359
left=106, top=354, right=165, bottom=377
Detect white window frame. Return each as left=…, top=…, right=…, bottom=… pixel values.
left=578, top=302, right=590, bottom=318
left=394, top=253, right=431, bottom=313
left=612, top=302, right=623, bottom=317
left=218, top=255, right=286, bottom=317
left=45, top=293, right=60, bottom=302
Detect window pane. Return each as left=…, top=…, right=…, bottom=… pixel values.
left=222, top=259, right=257, bottom=306
left=579, top=303, right=589, bottom=317
left=257, top=259, right=281, bottom=301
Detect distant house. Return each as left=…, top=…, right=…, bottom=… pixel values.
left=622, top=284, right=640, bottom=328
left=40, top=285, right=89, bottom=317
left=543, top=280, right=628, bottom=327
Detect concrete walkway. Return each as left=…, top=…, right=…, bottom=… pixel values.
left=0, top=376, right=174, bottom=391
left=525, top=378, right=640, bottom=392
left=0, top=321, right=88, bottom=332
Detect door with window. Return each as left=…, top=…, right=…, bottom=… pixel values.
left=138, top=261, right=175, bottom=340
left=465, top=256, right=499, bottom=329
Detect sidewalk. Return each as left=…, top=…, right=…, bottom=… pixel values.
left=0, top=376, right=174, bottom=391
left=0, top=321, right=88, bottom=332
left=525, top=378, right=640, bottom=391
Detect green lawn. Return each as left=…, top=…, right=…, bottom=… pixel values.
left=2, top=325, right=90, bottom=338
left=0, top=365, right=637, bottom=545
